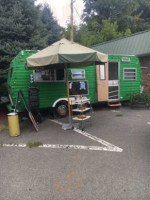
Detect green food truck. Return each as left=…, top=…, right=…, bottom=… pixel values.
left=7, top=50, right=142, bottom=117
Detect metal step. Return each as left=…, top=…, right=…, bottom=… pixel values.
left=108, top=102, right=122, bottom=107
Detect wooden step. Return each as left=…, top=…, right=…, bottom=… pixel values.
left=72, top=108, right=91, bottom=113
left=73, top=115, right=91, bottom=121
left=108, top=102, right=122, bottom=107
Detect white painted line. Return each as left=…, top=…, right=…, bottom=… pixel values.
left=111, top=110, right=121, bottom=113
left=1, top=143, right=117, bottom=152
left=3, top=143, right=27, bottom=148
left=40, top=144, right=115, bottom=151
left=74, top=128, right=123, bottom=152
left=51, top=120, right=123, bottom=152
left=147, top=122, right=150, bottom=125
left=51, top=120, right=63, bottom=126
left=0, top=120, right=123, bottom=152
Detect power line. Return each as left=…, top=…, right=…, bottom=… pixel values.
left=74, top=5, right=81, bottom=20
left=73, top=4, right=84, bottom=25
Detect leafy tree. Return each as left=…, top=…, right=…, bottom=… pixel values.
left=133, top=0, right=150, bottom=32
left=40, top=3, right=61, bottom=45
left=0, top=0, right=61, bottom=95
left=0, top=0, right=41, bottom=70
left=77, top=19, right=131, bottom=46
left=82, top=0, right=150, bottom=39
left=100, top=20, right=123, bottom=42
left=62, top=24, right=80, bottom=42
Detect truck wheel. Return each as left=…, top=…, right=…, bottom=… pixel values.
left=55, top=101, right=68, bottom=117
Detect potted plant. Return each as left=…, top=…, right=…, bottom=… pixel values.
left=129, top=92, right=150, bottom=108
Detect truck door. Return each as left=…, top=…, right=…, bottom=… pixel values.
left=108, top=62, right=119, bottom=102
left=96, top=63, right=108, bottom=102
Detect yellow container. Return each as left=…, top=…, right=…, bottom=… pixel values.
left=8, top=113, right=20, bottom=137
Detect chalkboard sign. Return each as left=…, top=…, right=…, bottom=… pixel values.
left=69, top=81, right=88, bottom=95
left=28, top=87, right=39, bottom=108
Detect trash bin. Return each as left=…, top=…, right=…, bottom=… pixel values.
left=8, top=113, right=20, bottom=137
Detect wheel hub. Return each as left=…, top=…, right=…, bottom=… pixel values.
left=57, top=105, right=67, bottom=116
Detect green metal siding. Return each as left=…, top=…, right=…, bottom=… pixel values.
left=67, top=66, right=97, bottom=103
left=8, top=51, right=37, bottom=110
left=109, top=55, right=142, bottom=101
left=8, top=51, right=141, bottom=112
left=8, top=51, right=97, bottom=111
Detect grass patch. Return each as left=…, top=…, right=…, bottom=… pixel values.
left=115, top=114, right=123, bottom=117
left=0, top=142, right=3, bottom=147
left=27, top=142, right=43, bottom=148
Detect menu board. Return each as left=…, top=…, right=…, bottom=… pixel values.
left=69, top=81, right=88, bottom=95
left=28, top=87, right=39, bottom=108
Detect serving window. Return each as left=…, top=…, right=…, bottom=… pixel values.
left=33, top=69, right=64, bottom=82
left=124, top=68, right=136, bottom=80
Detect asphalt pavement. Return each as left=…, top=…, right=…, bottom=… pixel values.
left=0, top=106, right=150, bottom=200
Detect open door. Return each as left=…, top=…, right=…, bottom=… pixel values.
left=96, top=63, right=108, bottom=102
left=108, top=62, right=119, bottom=102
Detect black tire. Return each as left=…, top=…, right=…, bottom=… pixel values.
left=55, top=101, right=68, bottom=118
left=32, top=112, right=43, bottom=123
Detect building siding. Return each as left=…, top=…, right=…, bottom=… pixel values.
left=139, top=56, right=150, bottom=92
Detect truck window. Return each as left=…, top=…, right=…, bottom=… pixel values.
left=124, top=68, right=136, bottom=80
left=56, top=69, right=64, bottom=81
left=34, top=69, right=64, bottom=82
left=99, top=65, right=105, bottom=80
left=71, top=69, right=85, bottom=79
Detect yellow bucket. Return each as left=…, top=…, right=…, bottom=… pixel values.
left=8, top=113, right=20, bottom=137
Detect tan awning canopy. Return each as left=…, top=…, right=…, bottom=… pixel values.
left=26, top=38, right=108, bottom=68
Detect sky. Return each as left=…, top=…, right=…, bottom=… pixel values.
left=36, top=0, right=84, bottom=27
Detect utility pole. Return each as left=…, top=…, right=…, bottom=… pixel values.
left=70, top=0, right=74, bottom=42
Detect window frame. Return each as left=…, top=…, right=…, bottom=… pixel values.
left=33, top=69, right=65, bottom=83
left=71, top=69, right=85, bottom=80
left=99, top=64, right=106, bottom=80
left=123, top=68, right=137, bottom=81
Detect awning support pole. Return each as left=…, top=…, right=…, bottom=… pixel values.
left=65, top=65, right=72, bottom=122
left=62, top=64, right=73, bottom=130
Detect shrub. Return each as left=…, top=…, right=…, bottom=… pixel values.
left=129, top=93, right=150, bottom=103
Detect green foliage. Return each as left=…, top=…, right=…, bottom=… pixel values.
left=0, top=84, right=7, bottom=95
left=115, top=114, right=124, bottom=117
left=83, top=0, right=150, bottom=32
left=77, top=19, right=131, bottom=46
left=0, top=0, right=61, bottom=69
left=40, top=3, right=61, bottom=45
left=129, top=93, right=150, bottom=103
left=0, top=0, right=61, bottom=95
left=27, top=142, right=43, bottom=148
left=100, top=20, right=123, bottom=41
left=62, top=25, right=80, bottom=43
left=77, top=0, right=150, bottom=46
left=77, top=24, right=99, bottom=47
